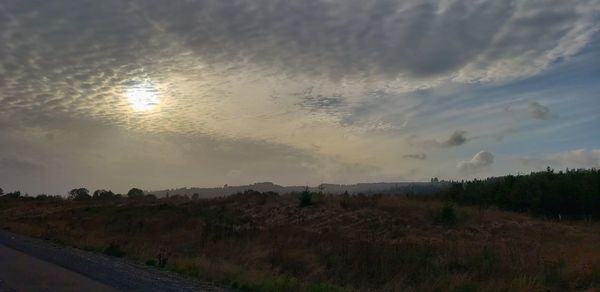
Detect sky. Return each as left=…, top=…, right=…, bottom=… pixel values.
left=1, top=0, right=599, bottom=195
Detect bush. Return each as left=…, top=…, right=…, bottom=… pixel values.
left=435, top=203, right=457, bottom=226
left=299, top=189, right=312, bottom=207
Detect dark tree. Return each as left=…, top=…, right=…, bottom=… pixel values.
left=93, top=189, right=115, bottom=200
left=127, top=188, right=145, bottom=199
left=35, top=194, right=50, bottom=200
left=442, top=168, right=600, bottom=220
left=68, top=188, right=91, bottom=200
left=0, top=187, right=3, bottom=196
left=299, top=187, right=313, bottom=207
left=4, top=191, right=21, bottom=199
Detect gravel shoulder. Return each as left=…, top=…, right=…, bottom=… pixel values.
left=0, top=230, right=230, bottom=292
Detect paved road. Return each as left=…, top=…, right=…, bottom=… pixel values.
left=0, top=244, right=116, bottom=291
left=0, top=230, right=229, bottom=292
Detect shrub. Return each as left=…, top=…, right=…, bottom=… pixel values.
left=435, top=203, right=457, bottom=226
left=299, top=188, right=312, bottom=207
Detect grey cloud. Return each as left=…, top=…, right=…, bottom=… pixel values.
left=528, top=101, right=551, bottom=120
left=403, top=153, right=427, bottom=160
left=293, top=88, right=411, bottom=132
left=0, top=0, right=596, bottom=135
left=338, top=90, right=414, bottom=132
left=149, top=0, right=598, bottom=81
left=457, top=151, right=494, bottom=175
left=1, top=0, right=596, bottom=88
left=441, top=130, right=469, bottom=147
left=419, top=130, right=471, bottom=148
left=0, top=156, right=46, bottom=173
left=296, top=87, right=345, bottom=114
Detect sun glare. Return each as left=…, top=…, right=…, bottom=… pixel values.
left=126, top=83, right=160, bottom=112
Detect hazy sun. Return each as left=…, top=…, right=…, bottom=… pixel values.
left=126, top=83, right=160, bottom=112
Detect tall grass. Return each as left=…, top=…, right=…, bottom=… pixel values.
left=2, top=194, right=600, bottom=291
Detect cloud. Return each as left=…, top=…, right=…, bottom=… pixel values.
left=0, top=1, right=597, bottom=91
left=457, top=151, right=494, bottom=175
left=151, top=0, right=599, bottom=82
left=403, top=153, right=427, bottom=160
left=419, top=130, right=471, bottom=148
left=0, top=0, right=598, bottom=194
left=442, top=130, right=469, bottom=147
left=296, top=87, right=346, bottom=114
left=0, top=0, right=596, bottom=139
left=0, top=156, right=46, bottom=173
left=519, top=149, right=600, bottom=169
left=528, top=101, right=551, bottom=120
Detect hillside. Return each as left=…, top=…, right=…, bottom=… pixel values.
left=1, top=192, right=600, bottom=291
left=148, top=181, right=448, bottom=198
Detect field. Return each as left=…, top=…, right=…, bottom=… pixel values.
left=2, top=192, right=600, bottom=291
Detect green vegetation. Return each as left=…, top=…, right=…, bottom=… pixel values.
left=443, top=168, right=600, bottom=220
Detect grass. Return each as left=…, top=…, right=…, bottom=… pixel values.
left=2, top=194, right=600, bottom=291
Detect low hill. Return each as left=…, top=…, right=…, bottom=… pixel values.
left=148, top=181, right=448, bottom=198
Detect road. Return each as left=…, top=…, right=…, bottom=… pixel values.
left=0, top=230, right=229, bottom=292
left=0, top=244, right=116, bottom=291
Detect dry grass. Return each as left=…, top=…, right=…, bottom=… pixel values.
left=1, top=194, right=600, bottom=291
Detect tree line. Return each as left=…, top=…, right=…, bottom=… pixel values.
left=0, top=187, right=148, bottom=201
left=442, top=168, right=600, bottom=220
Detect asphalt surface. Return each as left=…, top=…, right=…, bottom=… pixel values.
left=0, top=230, right=229, bottom=292
left=0, top=244, right=116, bottom=291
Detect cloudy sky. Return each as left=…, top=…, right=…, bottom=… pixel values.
left=1, top=0, right=599, bottom=195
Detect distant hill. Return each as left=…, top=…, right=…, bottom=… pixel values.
left=147, top=181, right=449, bottom=198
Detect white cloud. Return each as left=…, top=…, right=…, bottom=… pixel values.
left=457, top=151, right=495, bottom=175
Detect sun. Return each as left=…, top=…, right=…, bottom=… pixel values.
left=126, top=83, right=160, bottom=112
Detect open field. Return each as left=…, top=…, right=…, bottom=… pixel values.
left=2, top=193, right=600, bottom=291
